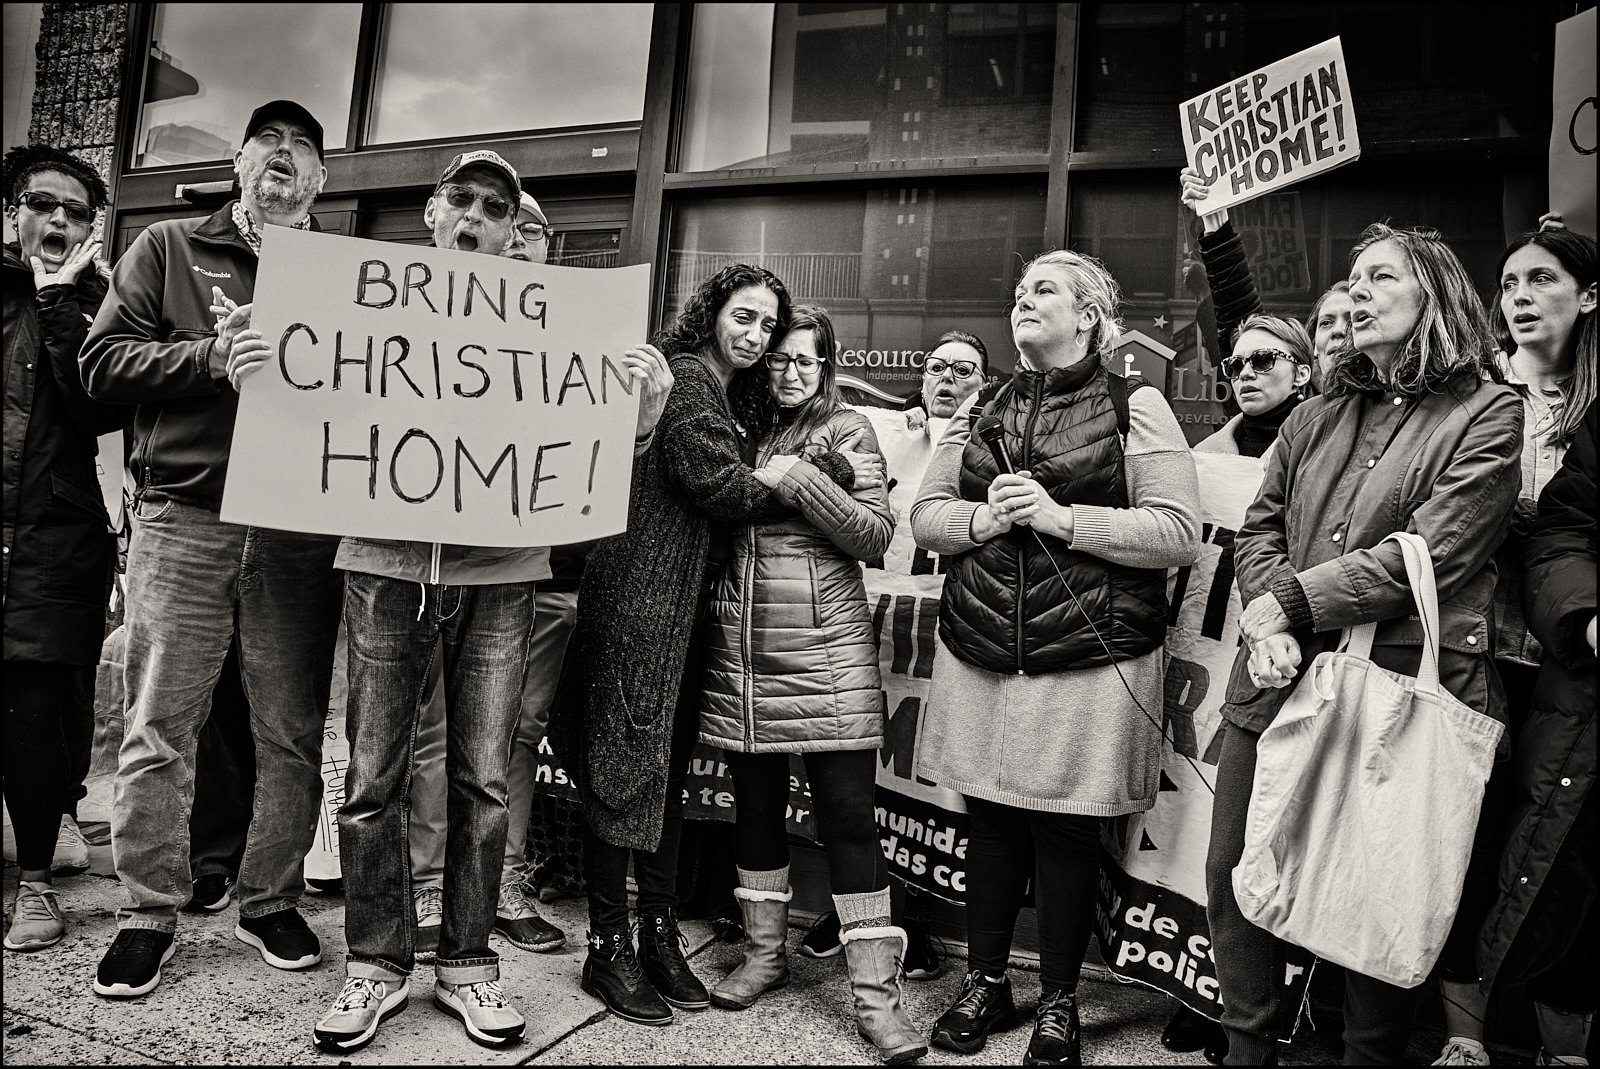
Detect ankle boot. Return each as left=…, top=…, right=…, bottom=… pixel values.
left=710, top=886, right=792, bottom=1010
left=636, top=909, right=710, bottom=1010
left=581, top=928, right=673, bottom=1026
left=840, top=925, right=928, bottom=1065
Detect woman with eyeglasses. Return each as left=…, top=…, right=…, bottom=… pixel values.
left=548, top=267, right=874, bottom=1031
left=1210, top=224, right=1522, bottom=1065
left=1195, top=316, right=1314, bottom=459
left=912, top=250, right=1201, bottom=1066
left=902, top=331, right=990, bottom=432
left=697, top=305, right=924, bottom=1063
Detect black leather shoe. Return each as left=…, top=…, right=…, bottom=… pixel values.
left=931, top=969, right=1019, bottom=1054
left=581, top=928, right=673, bottom=1026
left=1024, top=989, right=1081, bottom=1065
left=636, top=910, right=710, bottom=1010
left=1162, top=1005, right=1217, bottom=1053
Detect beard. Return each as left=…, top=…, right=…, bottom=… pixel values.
left=239, top=154, right=321, bottom=216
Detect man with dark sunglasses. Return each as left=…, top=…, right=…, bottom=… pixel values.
left=81, top=99, right=342, bottom=998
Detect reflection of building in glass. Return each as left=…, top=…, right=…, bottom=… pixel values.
left=134, top=43, right=229, bottom=168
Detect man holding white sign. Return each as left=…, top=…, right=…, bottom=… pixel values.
left=295, top=150, right=670, bottom=1055
left=80, top=99, right=345, bottom=1000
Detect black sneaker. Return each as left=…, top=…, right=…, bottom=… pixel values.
left=797, top=910, right=843, bottom=959
left=1024, top=989, right=1081, bottom=1065
left=235, top=909, right=322, bottom=970
left=182, top=873, right=233, bottom=914
left=636, top=911, right=710, bottom=1010
left=902, top=917, right=945, bottom=980
left=93, top=929, right=175, bottom=998
left=581, top=928, right=673, bottom=1026
left=931, top=969, right=1019, bottom=1054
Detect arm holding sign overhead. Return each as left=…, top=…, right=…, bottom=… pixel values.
left=1182, top=168, right=1263, bottom=355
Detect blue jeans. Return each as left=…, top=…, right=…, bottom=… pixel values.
left=115, top=497, right=341, bottom=932
left=339, top=572, right=535, bottom=985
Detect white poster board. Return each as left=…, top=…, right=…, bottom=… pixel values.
left=1182, top=37, right=1360, bottom=214
left=221, top=227, right=648, bottom=546
left=1550, top=8, right=1597, bottom=239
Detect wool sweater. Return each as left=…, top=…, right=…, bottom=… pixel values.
left=910, top=385, right=1200, bottom=814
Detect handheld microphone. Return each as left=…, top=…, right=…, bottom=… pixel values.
left=974, top=414, right=1013, bottom=474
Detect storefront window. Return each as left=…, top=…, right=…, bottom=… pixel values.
left=1075, top=3, right=1552, bottom=153
left=679, top=3, right=1057, bottom=173
left=667, top=184, right=1046, bottom=402
left=130, top=4, right=361, bottom=168
left=366, top=4, right=651, bottom=146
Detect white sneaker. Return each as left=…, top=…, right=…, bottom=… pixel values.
left=4, top=881, right=66, bottom=951
left=313, top=977, right=409, bottom=1054
left=413, top=886, right=442, bottom=962
left=1434, top=1038, right=1492, bottom=1066
left=51, top=816, right=90, bottom=874
left=434, top=979, right=525, bottom=1048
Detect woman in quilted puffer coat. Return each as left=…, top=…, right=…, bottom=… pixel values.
left=698, top=306, right=922, bottom=1064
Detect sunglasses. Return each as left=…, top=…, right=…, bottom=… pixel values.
left=764, top=352, right=826, bottom=373
left=1221, top=349, right=1292, bottom=380
left=17, top=191, right=94, bottom=226
left=924, top=358, right=980, bottom=379
left=516, top=221, right=550, bottom=242
left=439, top=184, right=512, bottom=221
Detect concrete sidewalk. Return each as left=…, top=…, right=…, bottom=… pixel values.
left=3, top=836, right=1457, bottom=1066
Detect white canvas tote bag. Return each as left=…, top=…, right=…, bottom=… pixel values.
left=1232, top=532, right=1505, bottom=989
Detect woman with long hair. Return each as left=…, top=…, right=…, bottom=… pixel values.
left=1211, top=223, right=1522, bottom=1065
left=549, top=267, right=874, bottom=1029
left=701, top=305, right=924, bottom=1063
left=912, top=250, right=1201, bottom=1066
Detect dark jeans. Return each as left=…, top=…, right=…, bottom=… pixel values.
left=582, top=624, right=706, bottom=932
left=191, top=638, right=256, bottom=880
left=964, top=795, right=1102, bottom=994
left=339, top=573, right=535, bottom=985
left=726, top=748, right=885, bottom=896
left=1207, top=721, right=1420, bottom=1065
left=4, top=662, right=93, bottom=871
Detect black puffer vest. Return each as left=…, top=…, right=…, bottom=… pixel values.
left=939, top=358, right=1168, bottom=675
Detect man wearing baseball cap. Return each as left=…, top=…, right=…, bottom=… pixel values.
left=503, top=192, right=550, bottom=264
left=81, top=99, right=341, bottom=998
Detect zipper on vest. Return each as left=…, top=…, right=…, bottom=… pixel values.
left=1014, top=376, right=1044, bottom=675
left=741, top=526, right=756, bottom=749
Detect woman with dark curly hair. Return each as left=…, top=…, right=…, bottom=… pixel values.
left=549, top=265, right=879, bottom=1029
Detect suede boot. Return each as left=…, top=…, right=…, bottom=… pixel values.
left=840, top=925, right=928, bottom=1065
left=711, top=886, right=792, bottom=1010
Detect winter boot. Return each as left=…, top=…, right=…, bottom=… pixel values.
left=840, top=925, right=928, bottom=1065
left=710, top=885, right=792, bottom=1009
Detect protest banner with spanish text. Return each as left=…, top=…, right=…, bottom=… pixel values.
left=222, top=226, right=648, bottom=546
left=1183, top=37, right=1360, bottom=215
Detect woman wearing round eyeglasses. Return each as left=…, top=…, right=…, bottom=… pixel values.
left=701, top=306, right=923, bottom=1063
left=1195, top=316, right=1313, bottom=459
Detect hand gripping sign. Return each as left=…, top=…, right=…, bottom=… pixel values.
left=222, top=227, right=648, bottom=546
left=1182, top=37, right=1361, bottom=216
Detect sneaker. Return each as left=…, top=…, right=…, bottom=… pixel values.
left=414, top=886, right=442, bottom=962
left=494, top=882, right=566, bottom=952
left=902, top=917, right=945, bottom=981
left=797, top=910, right=843, bottom=959
left=314, top=977, right=409, bottom=1054
left=1024, top=989, right=1081, bottom=1066
left=1434, top=1038, right=1492, bottom=1066
left=931, top=969, right=1020, bottom=1054
left=182, top=873, right=233, bottom=913
left=4, top=881, right=66, bottom=951
left=434, top=979, right=525, bottom=1048
left=51, top=816, right=90, bottom=874
left=235, top=909, right=321, bottom=970
left=93, top=928, right=175, bottom=998
left=304, top=877, right=344, bottom=897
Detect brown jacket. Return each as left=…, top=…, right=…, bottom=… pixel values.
left=1223, top=371, right=1523, bottom=732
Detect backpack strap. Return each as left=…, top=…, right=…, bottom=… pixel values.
left=1107, top=371, right=1150, bottom=440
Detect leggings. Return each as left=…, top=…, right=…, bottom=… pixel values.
left=3, top=662, right=92, bottom=871
left=725, top=748, right=886, bottom=896
left=964, top=794, right=1103, bottom=994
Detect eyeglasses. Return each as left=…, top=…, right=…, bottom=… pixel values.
left=17, top=191, right=94, bottom=225
left=924, top=358, right=980, bottom=379
left=1221, top=349, right=1292, bottom=380
left=439, top=185, right=512, bottom=221
left=764, top=352, right=825, bottom=373
left=516, top=221, right=550, bottom=242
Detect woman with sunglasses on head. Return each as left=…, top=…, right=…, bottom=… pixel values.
left=1211, top=224, right=1522, bottom=1065
left=1439, top=221, right=1596, bottom=1068
left=549, top=267, right=874, bottom=1031
left=912, top=250, right=1201, bottom=1067
left=699, top=305, right=924, bottom=1064
left=1181, top=168, right=1352, bottom=393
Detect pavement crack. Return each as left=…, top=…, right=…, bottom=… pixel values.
left=517, top=1008, right=613, bottom=1063
left=2, top=1006, right=181, bottom=1065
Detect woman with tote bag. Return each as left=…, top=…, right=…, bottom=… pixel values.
left=1205, top=223, right=1523, bottom=1066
